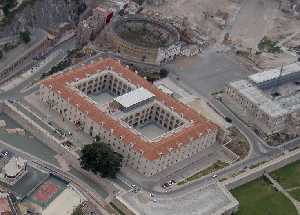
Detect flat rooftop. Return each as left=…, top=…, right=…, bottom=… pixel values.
left=118, top=183, right=239, bottom=215
left=113, top=87, right=155, bottom=109
left=249, top=62, right=300, bottom=84
left=41, top=58, right=217, bottom=160
left=229, top=80, right=288, bottom=117
left=230, top=68, right=300, bottom=117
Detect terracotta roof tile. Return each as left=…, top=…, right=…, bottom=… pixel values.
left=41, top=58, right=218, bottom=160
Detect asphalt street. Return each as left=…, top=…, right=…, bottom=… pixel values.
left=1, top=36, right=299, bottom=205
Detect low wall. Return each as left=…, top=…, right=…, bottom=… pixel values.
left=224, top=148, right=300, bottom=190
left=2, top=101, right=65, bottom=154
left=0, top=101, right=115, bottom=196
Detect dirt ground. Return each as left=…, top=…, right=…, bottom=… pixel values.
left=230, top=0, right=279, bottom=49
left=142, top=0, right=299, bottom=70
left=143, top=0, right=243, bottom=44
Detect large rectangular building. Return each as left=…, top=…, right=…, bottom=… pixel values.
left=40, top=58, right=218, bottom=176
left=226, top=62, right=300, bottom=135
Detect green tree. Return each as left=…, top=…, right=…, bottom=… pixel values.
left=80, top=141, right=123, bottom=178
left=3, top=0, right=17, bottom=16
left=19, top=31, right=31, bottom=44
left=72, top=205, right=83, bottom=215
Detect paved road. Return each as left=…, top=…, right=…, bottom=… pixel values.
left=0, top=37, right=112, bottom=213
left=164, top=50, right=253, bottom=97
left=1, top=34, right=300, bottom=208
left=0, top=37, right=76, bottom=101
left=116, top=49, right=300, bottom=195
left=0, top=140, right=106, bottom=215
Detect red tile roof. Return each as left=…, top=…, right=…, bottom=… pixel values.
left=41, top=58, right=218, bottom=160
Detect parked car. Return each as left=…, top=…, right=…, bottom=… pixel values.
left=162, top=183, right=169, bottom=189
left=224, top=117, right=232, bottom=123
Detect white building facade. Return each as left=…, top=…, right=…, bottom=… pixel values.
left=40, top=58, right=218, bottom=176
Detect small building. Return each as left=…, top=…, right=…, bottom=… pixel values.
left=112, top=88, right=155, bottom=111
left=0, top=154, right=27, bottom=186
left=77, top=6, right=113, bottom=46
left=3, top=157, right=27, bottom=179
left=0, top=193, right=17, bottom=215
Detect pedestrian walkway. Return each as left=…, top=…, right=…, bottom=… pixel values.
left=265, top=173, right=300, bottom=214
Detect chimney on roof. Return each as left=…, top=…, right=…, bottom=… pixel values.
left=135, top=70, right=138, bottom=74
left=58, top=90, right=61, bottom=94
left=168, top=147, right=173, bottom=152
left=111, top=129, right=114, bottom=134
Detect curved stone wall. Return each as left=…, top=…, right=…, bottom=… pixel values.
left=110, top=16, right=180, bottom=65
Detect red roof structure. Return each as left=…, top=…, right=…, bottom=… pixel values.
left=41, top=58, right=217, bottom=160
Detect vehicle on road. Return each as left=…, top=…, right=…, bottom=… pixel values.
left=224, top=117, right=232, bottom=123
left=162, top=179, right=176, bottom=189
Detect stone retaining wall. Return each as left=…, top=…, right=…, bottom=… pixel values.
left=0, top=101, right=115, bottom=196
left=2, top=101, right=65, bottom=154
left=224, top=148, right=300, bottom=190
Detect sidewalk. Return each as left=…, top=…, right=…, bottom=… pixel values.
left=23, top=92, right=93, bottom=150
left=121, top=143, right=234, bottom=191
left=265, top=173, right=300, bottom=214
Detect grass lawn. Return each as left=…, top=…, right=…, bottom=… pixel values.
left=231, top=177, right=298, bottom=215
left=289, top=188, right=300, bottom=202
left=270, top=160, right=300, bottom=189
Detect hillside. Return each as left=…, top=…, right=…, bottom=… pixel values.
left=0, top=0, right=86, bottom=37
